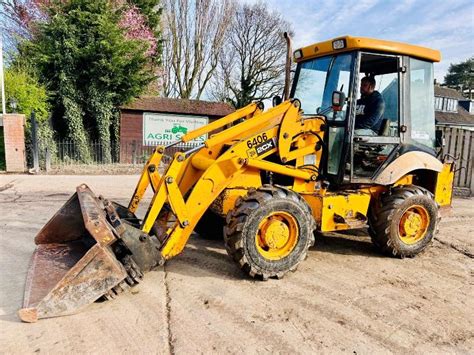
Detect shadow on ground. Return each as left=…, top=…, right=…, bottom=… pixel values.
left=169, top=229, right=384, bottom=280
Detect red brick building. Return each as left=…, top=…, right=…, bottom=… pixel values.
left=119, top=97, right=234, bottom=163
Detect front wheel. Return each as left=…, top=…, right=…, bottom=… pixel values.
left=369, top=185, right=438, bottom=257
left=224, top=185, right=316, bottom=280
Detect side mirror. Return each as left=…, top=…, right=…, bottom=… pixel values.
left=332, top=91, right=346, bottom=111
left=273, top=95, right=282, bottom=107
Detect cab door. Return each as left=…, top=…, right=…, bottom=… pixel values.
left=348, top=53, right=405, bottom=183
left=321, top=54, right=357, bottom=185
left=290, top=51, right=356, bottom=185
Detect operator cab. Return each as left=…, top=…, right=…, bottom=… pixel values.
left=290, top=36, right=440, bottom=185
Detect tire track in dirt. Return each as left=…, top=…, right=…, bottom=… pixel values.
left=434, top=237, right=474, bottom=258
left=287, top=268, right=471, bottom=349
left=166, top=255, right=305, bottom=353
left=0, top=181, right=15, bottom=192
left=171, top=243, right=391, bottom=352
left=172, top=236, right=473, bottom=352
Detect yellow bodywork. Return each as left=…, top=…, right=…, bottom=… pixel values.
left=435, top=162, right=455, bottom=206
left=133, top=100, right=361, bottom=257
left=125, top=37, right=450, bottom=262
left=127, top=94, right=452, bottom=260
left=303, top=192, right=371, bottom=232
left=128, top=146, right=164, bottom=213
left=294, top=36, right=441, bottom=63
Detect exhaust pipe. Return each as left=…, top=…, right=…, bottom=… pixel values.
left=283, top=32, right=292, bottom=101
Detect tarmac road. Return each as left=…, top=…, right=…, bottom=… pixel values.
left=0, top=175, right=473, bottom=353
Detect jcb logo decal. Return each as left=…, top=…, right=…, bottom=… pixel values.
left=246, top=134, right=276, bottom=158
left=255, top=138, right=276, bottom=156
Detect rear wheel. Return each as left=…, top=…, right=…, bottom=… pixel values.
left=224, top=185, right=316, bottom=280
left=369, top=185, right=438, bottom=257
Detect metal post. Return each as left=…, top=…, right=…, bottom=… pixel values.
left=470, top=143, right=474, bottom=197
left=283, top=32, right=292, bottom=101
left=45, top=146, right=51, bottom=172
left=31, top=111, right=40, bottom=171
left=0, top=35, right=6, bottom=115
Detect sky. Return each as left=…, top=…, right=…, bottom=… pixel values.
left=1, top=0, right=472, bottom=84
left=258, top=0, right=474, bottom=82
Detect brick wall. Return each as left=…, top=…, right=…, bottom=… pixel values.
left=120, top=110, right=143, bottom=163
left=2, top=114, right=26, bottom=172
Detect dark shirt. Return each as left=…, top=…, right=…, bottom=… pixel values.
left=355, top=91, right=385, bottom=131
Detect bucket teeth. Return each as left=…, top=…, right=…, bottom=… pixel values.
left=103, top=280, right=131, bottom=300
left=122, top=255, right=144, bottom=283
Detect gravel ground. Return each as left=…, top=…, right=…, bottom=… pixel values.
left=0, top=174, right=472, bottom=354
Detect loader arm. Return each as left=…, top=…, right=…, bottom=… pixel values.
left=140, top=100, right=324, bottom=259
left=127, top=102, right=264, bottom=214
left=128, top=145, right=165, bottom=213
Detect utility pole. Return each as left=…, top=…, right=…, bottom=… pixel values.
left=0, top=34, right=6, bottom=115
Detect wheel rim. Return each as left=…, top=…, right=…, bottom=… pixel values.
left=398, top=205, right=430, bottom=245
left=255, top=212, right=299, bottom=260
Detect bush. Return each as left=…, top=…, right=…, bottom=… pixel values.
left=3, top=68, right=49, bottom=125
left=2, top=67, right=56, bottom=167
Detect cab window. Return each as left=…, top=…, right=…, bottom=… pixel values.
left=292, top=53, right=354, bottom=118
left=352, top=53, right=400, bottom=179
left=356, top=53, right=400, bottom=136
left=292, top=53, right=355, bottom=177
left=409, top=58, right=435, bottom=148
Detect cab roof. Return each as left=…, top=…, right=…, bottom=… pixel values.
left=294, top=36, right=441, bottom=63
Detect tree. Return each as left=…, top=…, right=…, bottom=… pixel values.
left=444, top=57, right=473, bottom=99
left=131, top=0, right=163, bottom=34
left=0, top=0, right=46, bottom=41
left=2, top=67, right=49, bottom=123
left=161, top=0, right=235, bottom=99
left=119, top=2, right=162, bottom=94
left=21, top=0, right=158, bottom=162
left=1, top=66, right=56, bottom=164
left=210, top=2, right=292, bottom=108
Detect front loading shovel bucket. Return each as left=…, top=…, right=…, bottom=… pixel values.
left=18, top=184, right=128, bottom=323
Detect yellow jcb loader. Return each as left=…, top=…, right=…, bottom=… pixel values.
left=19, top=35, right=454, bottom=322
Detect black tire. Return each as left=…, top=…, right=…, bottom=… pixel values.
left=195, top=210, right=225, bottom=240
left=224, top=185, right=316, bottom=280
left=368, top=185, right=438, bottom=258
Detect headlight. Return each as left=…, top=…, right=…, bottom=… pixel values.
left=332, top=39, right=346, bottom=50
left=293, top=49, right=303, bottom=60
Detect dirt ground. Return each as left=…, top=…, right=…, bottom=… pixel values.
left=0, top=174, right=472, bottom=354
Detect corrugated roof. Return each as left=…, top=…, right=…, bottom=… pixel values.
left=436, top=104, right=474, bottom=126
left=434, top=86, right=465, bottom=99
left=121, top=96, right=234, bottom=117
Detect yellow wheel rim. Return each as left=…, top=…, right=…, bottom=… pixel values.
left=398, top=205, right=430, bottom=245
left=255, top=212, right=299, bottom=260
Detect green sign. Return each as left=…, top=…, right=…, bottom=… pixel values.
left=143, top=113, right=208, bottom=146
